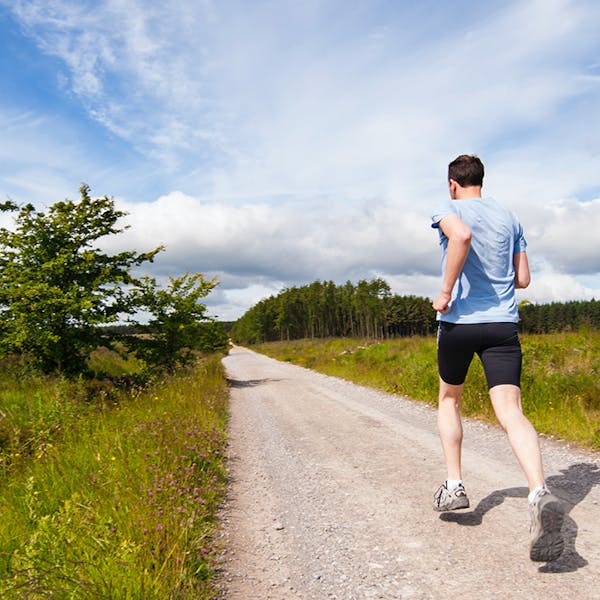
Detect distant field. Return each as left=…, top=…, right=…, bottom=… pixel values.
left=252, top=331, right=600, bottom=451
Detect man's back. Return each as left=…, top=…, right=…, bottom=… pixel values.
left=432, top=196, right=526, bottom=324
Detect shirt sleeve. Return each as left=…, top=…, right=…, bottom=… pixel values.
left=431, top=199, right=456, bottom=229
left=513, top=216, right=527, bottom=254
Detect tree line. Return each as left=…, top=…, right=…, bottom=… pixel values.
left=519, top=299, right=600, bottom=334
left=231, top=280, right=600, bottom=345
left=0, top=185, right=227, bottom=375
left=230, top=279, right=437, bottom=344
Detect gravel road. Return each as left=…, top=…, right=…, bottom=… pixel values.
left=218, top=346, right=600, bottom=599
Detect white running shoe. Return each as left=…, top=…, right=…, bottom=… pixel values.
left=529, top=486, right=565, bottom=562
left=433, top=482, right=470, bottom=511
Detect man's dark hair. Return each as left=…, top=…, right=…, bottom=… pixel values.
left=448, top=154, right=484, bottom=187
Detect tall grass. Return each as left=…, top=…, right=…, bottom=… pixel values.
left=253, top=330, right=600, bottom=451
left=0, top=354, right=228, bottom=599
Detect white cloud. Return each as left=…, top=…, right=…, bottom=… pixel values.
left=110, top=191, right=436, bottom=283
left=529, top=198, right=600, bottom=274
left=206, top=280, right=286, bottom=322
left=518, top=270, right=600, bottom=304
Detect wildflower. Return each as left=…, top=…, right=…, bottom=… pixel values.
left=156, top=524, right=163, bottom=531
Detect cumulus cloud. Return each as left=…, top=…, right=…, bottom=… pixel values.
left=530, top=198, right=600, bottom=274
left=110, top=191, right=437, bottom=281
left=518, top=270, right=600, bottom=304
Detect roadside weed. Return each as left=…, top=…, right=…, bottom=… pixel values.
left=0, top=355, right=228, bottom=598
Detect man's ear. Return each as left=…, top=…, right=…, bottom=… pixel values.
left=448, top=179, right=458, bottom=199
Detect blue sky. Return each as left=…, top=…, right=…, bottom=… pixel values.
left=1, top=0, right=600, bottom=320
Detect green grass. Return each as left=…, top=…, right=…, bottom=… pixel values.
left=87, top=344, right=146, bottom=378
left=0, top=354, right=229, bottom=599
left=253, top=331, right=600, bottom=451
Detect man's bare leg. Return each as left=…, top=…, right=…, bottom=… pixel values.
left=437, top=378, right=465, bottom=481
left=489, top=384, right=545, bottom=492
left=489, top=384, right=565, bottom=560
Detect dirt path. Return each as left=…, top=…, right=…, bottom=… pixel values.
left=218, top=346, right=600, bottom=599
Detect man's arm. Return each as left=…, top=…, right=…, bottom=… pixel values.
left=432, top=214, right=472, bottom=314
left=514, top=251, right=531, bottom=289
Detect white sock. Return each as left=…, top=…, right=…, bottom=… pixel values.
left=528, top=484, right=546, bottom=504
left=446, top=479, right=463, bottom=491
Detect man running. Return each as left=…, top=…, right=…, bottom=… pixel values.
left=431, top=154, right=564, bottom=562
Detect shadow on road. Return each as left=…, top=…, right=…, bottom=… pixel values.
left=227, top=378, right=282, bottom=388
left=439, top=462, right=600, bottom=573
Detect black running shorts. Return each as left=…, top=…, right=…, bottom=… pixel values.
left=437, top=321, right=522, bottom=388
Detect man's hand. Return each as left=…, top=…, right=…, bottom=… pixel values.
left=433, top=291, right=452, bottom=314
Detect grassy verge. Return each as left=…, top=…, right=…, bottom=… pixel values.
left=0, top=354, right=228, bottom=599
left=253, top=331, right=600, bottom=451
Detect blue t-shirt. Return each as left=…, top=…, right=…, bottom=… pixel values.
left=431, top=196, right=527, bottom=323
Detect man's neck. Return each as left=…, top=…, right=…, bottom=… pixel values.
left=453, top=185, right=482, bottom=200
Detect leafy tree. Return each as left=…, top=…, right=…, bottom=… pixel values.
left=126, top=273, right=228, bottom=371
left=0, top=185, right=162, bottom=374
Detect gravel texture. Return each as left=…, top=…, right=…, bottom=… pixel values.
left=218, top=346, right=600, bottom=599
